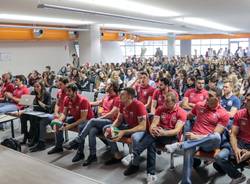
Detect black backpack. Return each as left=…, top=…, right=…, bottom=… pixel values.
left=1, top=138, right=21, bottom=152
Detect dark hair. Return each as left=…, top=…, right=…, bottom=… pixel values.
left=209, top=87, right=223, bottom=98
left=45, top=66, right=51, bottom=70
left=109, top=81, right=119, bottom=94
left=140, top=71, right=149, bottom=77
left=34, top=80, right=46, bottom=101
left=122, top=87, right=136, bottom=98
left=159, top=78, right=170, bottom=86
left=196, top=76, right=205, bottom=81
left=58, top=76, right=69, bottom=84
left=15, top=75, right=26, bottom=83
left=66, top=83, right=78, bottom=92
left=209, top=76, right=218, bottom=83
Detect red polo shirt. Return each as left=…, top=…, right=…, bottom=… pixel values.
left=191, top=102, right=230, bottom=135
left=101, top=94, right=120, bottom=116
left=120, top=99, right=147, bottom=128
left=155, top=104, right=187, bottom=129
left=56, top=89, right=67, bottom=113
left=64, top=94, right=94, bottom=121
left=233, top=109, right=250, bottom=144
left=135, top=84, right=155, bottom=105
left=184, top=88, right=208, bottom=105
left=152, top=88, right=179, bottom=108
left=0, top=82, right=15, bottom=99
left=12, top=85, right=29, bottom=109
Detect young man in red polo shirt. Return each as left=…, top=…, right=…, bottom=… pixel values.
left=166, top=88, right=230, bottom=184
left=0, top=75, right=29, bottom=113
left=63, top=81, right=120, bottom=164
left=151, top=78, right=179, bottom=114
left=47, top=83, right=94, bottom=155
left=0, top=72, right=15, bottom=102
left=134, top=72, right=155, bottom=111
left=103, top=87, right=148, bottom=165
left=214, top=93, right=250, bottom=184
left=181, top=76, right=208, bottom=111
left=124, top=92, right=186, bottom=183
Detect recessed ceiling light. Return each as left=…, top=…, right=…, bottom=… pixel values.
left=176, top=17, right=239, bottom=32
left=69, top=0, right=179, bottom=17
left=0, top=13, right=93, bottom=25
left=102, top=24, right=184, bottom=34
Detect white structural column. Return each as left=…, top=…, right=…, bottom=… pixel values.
left=180, top=40, right=192, bottom=56
left=79, top=24, right=101, bottom=64
left=167, top=33, right=176, bottom=58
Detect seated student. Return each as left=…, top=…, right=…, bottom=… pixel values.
left=32, top=77, right=68, bottom=152
left=181, top=76, right=208, bottom=111
left=134, top=72, right=155, bottom=111
left=0, top=72, right=15, bottom=102
left=20, top=80, right=51, bottom=148
left=124, top=92, right=186, bottom=184
left=47, top=83, right=94, bottom=155
left=151, top=78, right=179, bottom=114
left=103, top=87, right=147, bottom=165
left=214, top=93, right=250, bottom=184
left=165, top=88, right=230, bottom=184
left=0, top=75, right=29, bottom=113
left=64, top=81, right=120, bottom=164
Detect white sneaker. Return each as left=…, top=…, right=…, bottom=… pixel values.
left=46, top=125, right=53, bottom=133
left=147, top=174, right=157, bottom=184
left=121, top=153, right=134, bottom=166
left=165, top=142, right=181, bottom=153
left=229, top=174, right=246, bottom=184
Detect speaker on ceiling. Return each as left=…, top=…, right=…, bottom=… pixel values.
left=33, top=29, right=44, bottom=38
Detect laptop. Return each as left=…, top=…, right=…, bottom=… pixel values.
left=19, top=95, right=36, bottom=106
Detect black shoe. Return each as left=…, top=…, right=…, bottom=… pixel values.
left=47, top=146, right=63, bottom=155
left=72, top=151, right=85, bottom=163
left=104, top=157, right=122, bottom=165
left=63, top=139, right=79, bottom=150
left=28, top=141, right=36, bottom=148
left=123, top=164, right=139, bottom=176
left=213, top=162, right=226, bottom=175
left=193, top=158, right=201, bottom=169
left=82, top=155, right=97, bottom=166
left=30, top=142, right=46, bottom=152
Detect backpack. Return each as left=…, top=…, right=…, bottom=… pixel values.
left=1, top=138, right=21, bottom=152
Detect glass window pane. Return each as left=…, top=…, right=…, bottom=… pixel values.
left=163, top=46, right=168, bottom=55
left=239, top=42, right=249, bottom=49
left=220, top=39, right=229, bottom=44
left=175, top=40, right=180, bottom=45
left=144, top=46, right=154, bottom=56
left=192, top=39, right=201, bottom=45
left=230, top=38, right=248, bottom=42
left=192, top=46, right=200, bottom=56
left=201, top=39, right=211, bottom=45
left=126, top=46, right=135, bottom=56
left=211, top=39, right=221, bottom=45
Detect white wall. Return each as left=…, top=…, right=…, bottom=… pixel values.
left=0, top=41, right=71, bottom=76
left=101, top=42, right=124, bottom=64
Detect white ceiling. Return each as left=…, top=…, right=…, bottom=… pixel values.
left=0, top=0, right=250, bottom=35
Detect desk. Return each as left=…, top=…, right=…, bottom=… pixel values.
left=0, top=115, right=18, bottom=138
left=0, top=145, right=103, bottom=184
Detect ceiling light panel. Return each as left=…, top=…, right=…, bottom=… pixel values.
left=69, top=0, right=179, bottom=17
left=176, top=17, right=239, bottom=31
left=0, top=13, right=93, bottom=25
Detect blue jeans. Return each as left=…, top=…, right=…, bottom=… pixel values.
left=181, top=133, right=221, bottom=184
left=0, top=102, right=18, bottom=113
left=74, top=118, right=112, bottom=155
left=132, top=132, right=177, bottom=175
left=103, top=123, right=145, bottom=155
left=215, top=140, right=250, bottom=179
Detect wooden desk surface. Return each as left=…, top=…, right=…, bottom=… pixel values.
left=0, top=145, right=103, bottom=184
left=0, top=115, right=17, bottom=123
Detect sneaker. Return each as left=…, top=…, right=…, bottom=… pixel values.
left=122, top=154, right=134, bottom=166
left=29, top=142, right=46, bottom=152
left=213, top=162, right=226, bottom=175
left=82, top=155, right=97, bottom=166
left=123, top=163, right=139, bottom=176
left=165, top=142, right=181, bottom=153
left=147, top=174, right=157, bottom=184
left=104, top=157, right=122, bottom=165
left=229, top=174, right=246, bottom=184
left=47, top=146, right=63, bottom=155
left=63, top=139, right=79, bottom=150
left=72, top=151, right=85, bottom=163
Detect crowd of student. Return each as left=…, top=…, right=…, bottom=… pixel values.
left=0, top=54, right=250, bottom=184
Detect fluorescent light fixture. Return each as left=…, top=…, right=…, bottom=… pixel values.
left=176, top=17, right=239, bottom=31
left=69, top=0, right=179, bottom=17
left=0, top=13, right=93, bottom=25
left=102, top=24, right=184, bottom=34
